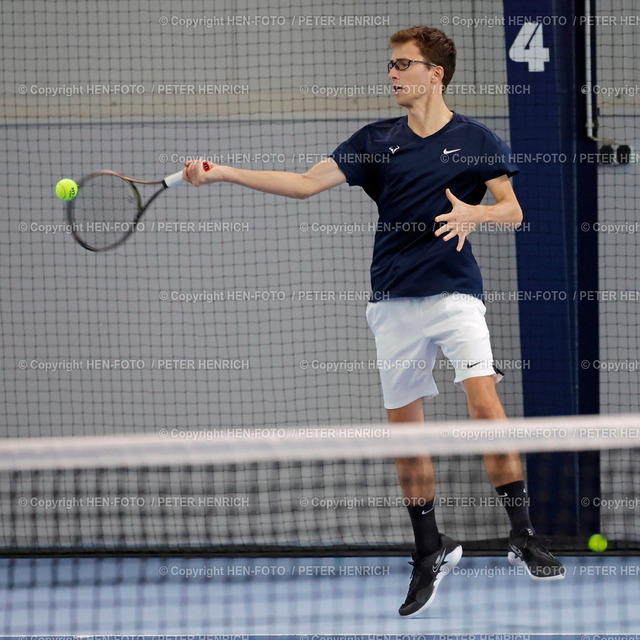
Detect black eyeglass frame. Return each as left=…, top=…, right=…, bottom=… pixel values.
left=387, top=58, right=438, bottom=72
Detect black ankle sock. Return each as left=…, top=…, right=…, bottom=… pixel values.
left=407, top=500, right=440, bottom=557
left=495, top=480, right=534, bottom=534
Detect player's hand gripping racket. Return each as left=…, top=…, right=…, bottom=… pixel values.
left=66, top=162, right=210, bottom=252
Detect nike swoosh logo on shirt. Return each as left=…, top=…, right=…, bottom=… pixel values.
left=442, top=148, right=461, bottom=154
left=466, top=362, right=482, bottom=368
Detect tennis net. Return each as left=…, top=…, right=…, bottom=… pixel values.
left=1, top=414, right=639, bottom=635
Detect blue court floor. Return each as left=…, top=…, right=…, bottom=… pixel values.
left=1, top=555, right=638, bottom=636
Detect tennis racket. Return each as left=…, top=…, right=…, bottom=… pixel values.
left=66, top=162, right=210, bottom=252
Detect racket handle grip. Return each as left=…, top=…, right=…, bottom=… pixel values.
left=163, top=171, right=186, bottom=188
left=163, top=162, right=211, bottom=188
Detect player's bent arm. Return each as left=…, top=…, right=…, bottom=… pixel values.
left=434, top=174, right=523, bottom=251
left=183, top=158, right=346, bottom=200
left=480, top=175, right=523, bottom=226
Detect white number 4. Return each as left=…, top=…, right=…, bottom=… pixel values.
left=508, top=22, right=549, bottom=72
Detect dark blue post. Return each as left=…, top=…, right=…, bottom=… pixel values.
left=502, top=1, right=600, bottom=536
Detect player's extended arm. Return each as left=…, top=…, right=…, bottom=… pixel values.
left=434, top=175, right=523, bottom=252
left=182, top=157, right=346, bottom=200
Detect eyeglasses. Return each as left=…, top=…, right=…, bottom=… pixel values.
left=387, top=58, right=438, bottom=72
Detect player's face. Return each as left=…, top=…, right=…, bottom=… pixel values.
left=388, top=41, right=439, bottom=107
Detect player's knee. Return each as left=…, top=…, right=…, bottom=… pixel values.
left=467, top=394, right=504, bottom=419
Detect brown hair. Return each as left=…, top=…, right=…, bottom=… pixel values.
left=389, top=26, right=456, bottom=88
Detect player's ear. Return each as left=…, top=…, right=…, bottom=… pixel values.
left=432, top=65, right=444, bottom=85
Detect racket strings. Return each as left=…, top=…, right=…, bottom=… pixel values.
left=70, top=175, right=140, bottom=251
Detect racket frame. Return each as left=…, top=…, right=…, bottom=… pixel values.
left=66, top=169, right=186, bottom=252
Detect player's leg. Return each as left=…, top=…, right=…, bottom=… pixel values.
left=388, top=397, right=434, bottom=505
left=368, top=301, right=441, bottom=556
left=436, top=297, right=530, bottom=520
left=436, top=295, right=564, bottom=580
left=456, top=338, right=565, bottom=579
left=463, top=375, right=524, bottom=485
left=389, top=399, right=462, bottom=617
left=365, top=298, right=462, bottom=617
left=464, top=375, right=533, bottom=529
left=388, top=398, right=439, bottom=554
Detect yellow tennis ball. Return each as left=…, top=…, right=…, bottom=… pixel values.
left=55, top=178, right=78, bottom=200
left=588, top=534, right=608, bottom=552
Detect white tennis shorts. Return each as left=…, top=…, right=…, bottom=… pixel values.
left=365, top=293, right=503, bottom=409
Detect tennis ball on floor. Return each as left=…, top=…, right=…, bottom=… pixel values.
left=588, top=533, right=608, bottom=552
left=55, top=178, right=78, bottom=200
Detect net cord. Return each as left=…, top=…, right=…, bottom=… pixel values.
left=0, top=413, right=637, bottom=471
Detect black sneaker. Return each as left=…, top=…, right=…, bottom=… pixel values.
left=398, top=534, right=463, bottom=617
left=508, top=528, right=565, bottom=580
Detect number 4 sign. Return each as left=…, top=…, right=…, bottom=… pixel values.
left=508, top=22, right=550, bottom=72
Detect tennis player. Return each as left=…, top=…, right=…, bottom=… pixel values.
left=183, top=25, right=565, bottom=617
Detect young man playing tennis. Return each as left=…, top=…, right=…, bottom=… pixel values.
left=184, top=25, right=565, bottom=617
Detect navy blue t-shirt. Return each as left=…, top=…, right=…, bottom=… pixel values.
left=330, top=112, right=518, bottom=300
